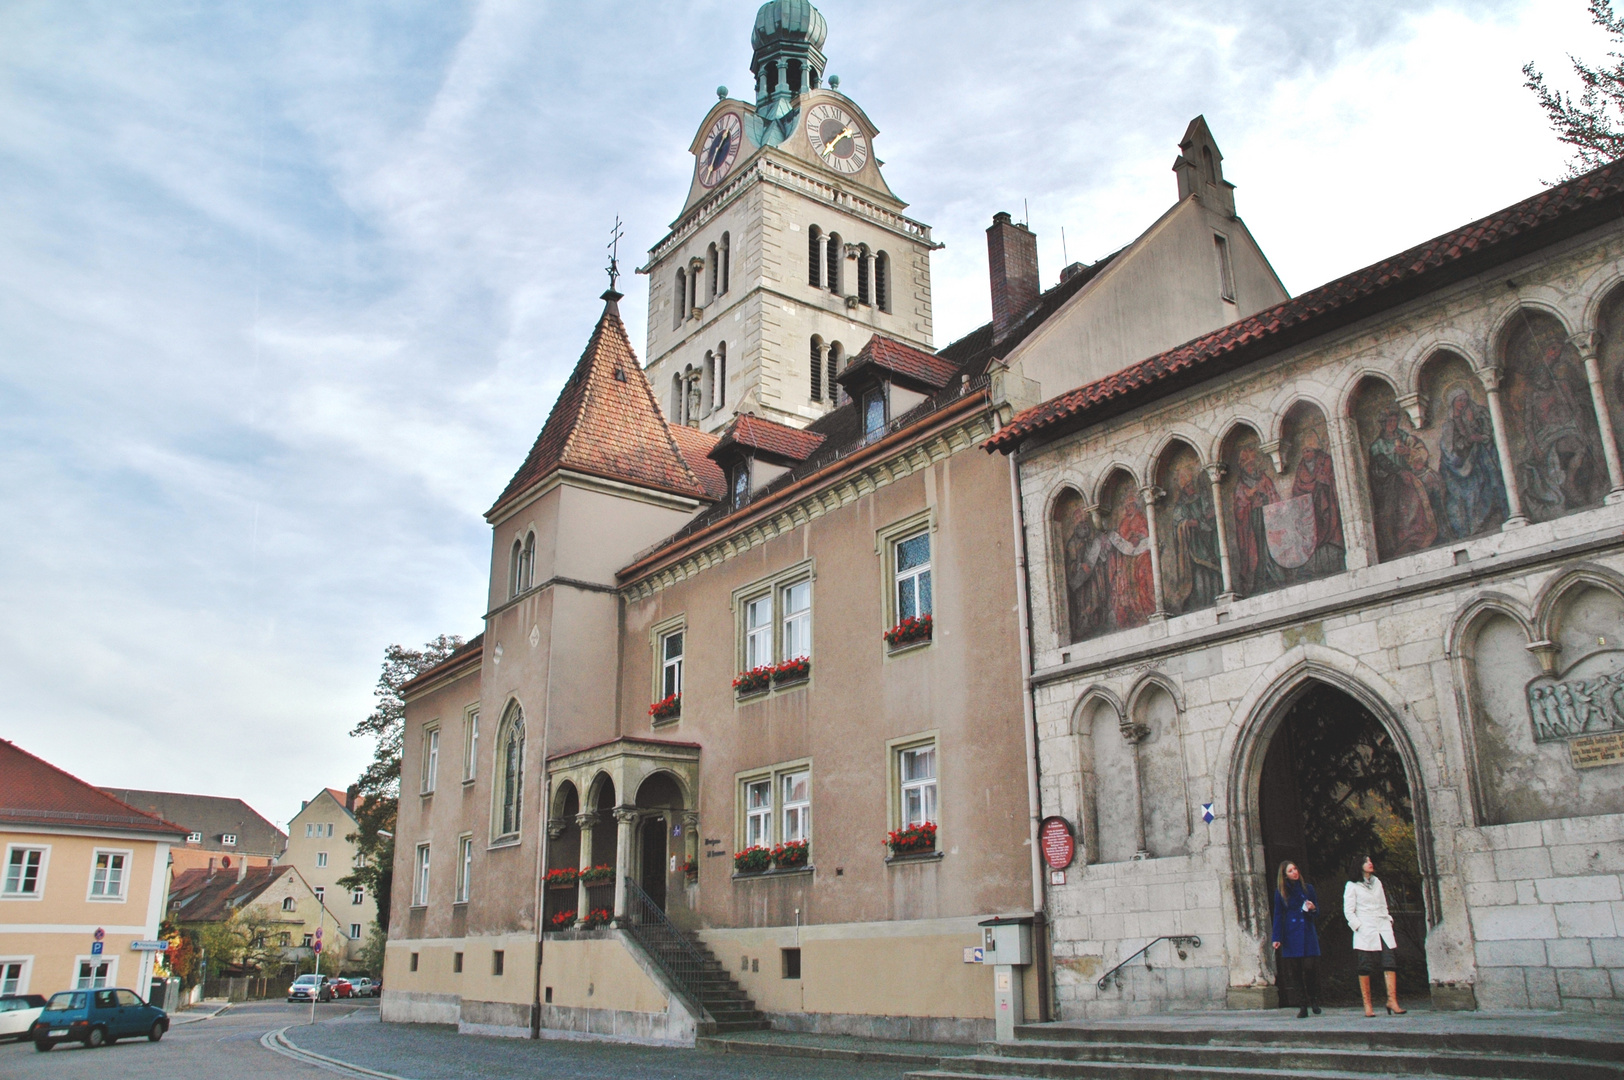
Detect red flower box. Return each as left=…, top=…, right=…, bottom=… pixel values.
left=547, top=910, right=577, bottom=932
left=887, top=822, right=937, bottom=856
left=580, top=907, right=613, bottom=930
left=733, top=846, right=771, bottom=874
left=772, top=840, right=809, bottom=869
left=545, top=867, right=579, bottom=890
left=733, top=666, right=772, bottom=695
left=649, top=692, right=681, bottom=722
left=884, top=614, right=933, bottom=648
left=579, top=864, right=615, bottom=885
left=771, top=656, right=810, bottom=685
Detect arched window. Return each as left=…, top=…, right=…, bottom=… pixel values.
left=671, top=374, right=682, bottom=422
left=857, top=246, right=872, bottom=306
left=808, top=227, right=822, bottom=288
left=707, top=242, right=719, bottom=300
left=875, top=252, right=890, bottom=312
left=827, top=342, right=843, bottom=405
left=495, top=703, right=525, bottom=839
left=1201, top=145, right=1216, bottom=187
left=720, top=232, right=731, bottom=294
left=826, top=232, right=841, bottom=294
left=520, top=531, right=535, bottom=592
left=509, top=539, right=523, bottom=599
left=689, top=262, right=700, bottom=314
left=715, top=341, right=727, bottom=409
left=282, top=896, right=296, bottom=912
left=674, top=269, right=687, bottom=326
left=703, top=350, right=715, bottom=415
left=810, top=336, right=824, bottom=401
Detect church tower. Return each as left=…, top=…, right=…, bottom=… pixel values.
left=640, top=0, right=936, bottom=433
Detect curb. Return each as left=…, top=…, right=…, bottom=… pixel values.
left=696, top=1034, right=943, bottom=1066
left=170, top=1003, right=232, bottom=1025
left=261, top=1026, right=415, bottom=1080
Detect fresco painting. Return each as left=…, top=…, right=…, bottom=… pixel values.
left=1054, top=474, right=1156, bottom=642
left=1221, top=407, right=1345, bottom=600
left=1222, top=426, right=1288, bottom=598
left=1596, top=288, right=1624, bottom=461
left=1155, top=442, right=1222, bottom=615
left=1501, top=311, right=1608, bottom=522
left=1283, top=404, right=1346, bottom=580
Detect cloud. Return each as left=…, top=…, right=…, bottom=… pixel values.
left=0, top=0, right=1596, bottom=826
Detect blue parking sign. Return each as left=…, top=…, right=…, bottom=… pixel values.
left=91, top=941, right=103, bottom=955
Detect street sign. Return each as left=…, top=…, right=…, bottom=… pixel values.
left=131, top=940, right=169, bottom=952
left=93, top=927, right=105, bottom=941
left=1201, top=803, right=1215, bottom=824
left=1039, top=816, right=1075, bottom=870
left=91, top=941, right=103, bottom=955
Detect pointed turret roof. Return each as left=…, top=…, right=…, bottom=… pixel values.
left=488, top=291, right=710, bottom=520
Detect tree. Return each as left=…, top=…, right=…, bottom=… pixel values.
left=1525, top=1, right=1624, bottom=177
left=338, top=635, right=463, bottom=935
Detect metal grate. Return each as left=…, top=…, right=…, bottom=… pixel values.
left=620, top=876, right=712, bottom=1014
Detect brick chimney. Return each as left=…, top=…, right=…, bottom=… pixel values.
left=987, top=211, right=1040, bottom=342
left=345, top=784, right=358, bottom=813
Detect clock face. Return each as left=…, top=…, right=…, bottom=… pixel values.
left=806, top=103, right=869, bottom=175
left=698, top=112, right=743, bottom=188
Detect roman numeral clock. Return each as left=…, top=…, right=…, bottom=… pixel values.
left=805, top=102, right=868, bottom=175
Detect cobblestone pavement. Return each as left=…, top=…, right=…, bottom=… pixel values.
left=0, top=998, right=372, bottom=1080
left=288, top=1012, right=919, bottom=1080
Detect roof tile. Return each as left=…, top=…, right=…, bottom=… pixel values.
left=710, top=413, right=826, bottom=463
left=0, top=740, right=187, bottom=836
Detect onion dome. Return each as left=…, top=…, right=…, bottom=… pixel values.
left=750, top=1, right=828, bottom=115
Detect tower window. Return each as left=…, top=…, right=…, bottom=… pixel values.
left=674, top=269, right=687, bottom=326
left=864, top=388, right=886, bottom=443
left=720, top=233, right=730, bottom=294
left=1214, top=233, right=1236, bottom=303
left=810, top=337, right=823, bottom=402
left=808, top=227, right=822, bottom=288
left=788, top=59, right=802, bottom=93
left=716, top=342, right=727, bottom=410
left=689, top=262, right=700, bottom=314
left=827, top=342, right=842, bottom=406
left=509, top=540, right=522, bottom=598
left=857, top=247, right=872, bottom=306
left=875, top=252, right=890, bottom=312
left=732, top=464, right=749, bottom=510
left=708, top=243, right=719, bottom=301
left=826, top=232, right=841, bottom=294
left=671, top=374, right=682, bottom=422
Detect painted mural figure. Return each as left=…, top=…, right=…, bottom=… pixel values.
left=1232, top=444, right=1285, bottom=597
left=1059, top=496, right=1105, bottom=640
left=1288, top=428, right=1346, bottom=578
left=1105, top=487, right=1156, bottom=629
left=1520, top=344, right=1599, bottom=517
left=1369, top=411, right=1440, bottom=557
left=1438, top=387, right=1508, bottom=537
left=1161, top=464, right=1222, bottom=613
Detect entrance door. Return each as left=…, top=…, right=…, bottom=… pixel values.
left=639, top=817, right=667, bottom=912
left=1257, top=682, right=1428, bottom=1003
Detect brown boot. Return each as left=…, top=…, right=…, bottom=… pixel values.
left=1385, top=970, right=1406, bottom=1014
left=1359, top=975, right=1375, bottom=1017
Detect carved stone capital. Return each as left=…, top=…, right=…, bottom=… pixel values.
left=1569, top=330, right=1601, bottom=361
left=1525, top=639, right=1562, bottom=677
left=573, top=813, right=600, bottom=830
left=1396, top=392, right=1425, bottom=429
left=680, top=810, right=701, bottom=828
left=1259, top=439, right=1285, bottom=474
left=1120, top=722, right=1151, bottom=744
left=546, top=819, right=568, bottom=840
left=612, top=807, right=641, bottom=826
left=1475, top=365, right=1503, bottom=392
left=1203, top=462, right=1227, bottom=485
left=1139, top=485, right=1166, bottom=506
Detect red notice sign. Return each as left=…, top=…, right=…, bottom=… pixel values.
left=1039, top=816, right=1075, bottom=870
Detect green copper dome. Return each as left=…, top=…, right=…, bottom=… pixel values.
left=751, top=1, right=827, bottom=52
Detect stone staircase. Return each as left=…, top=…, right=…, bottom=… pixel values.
left=619, top=875, right=769, bottom=1034
left=681, top=931, right=770, bottom=1034
left=905, top=1018, right=1624, bottom=1080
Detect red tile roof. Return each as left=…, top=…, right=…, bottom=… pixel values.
left=0, top=740, right=188, bottom=836
left=987, top=157, right=1624, bottom=451
left=839, top=335, right=960, bottom=391
left=488, top=292, right=709, bottom=519
left=668, top=424, right=728, bottom=500
left=168, top=865, right=291, bottom=923
left=709, top=413, right=826, bottom=463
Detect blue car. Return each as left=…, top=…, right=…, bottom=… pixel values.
left=29, top=987, right=168, bottom=1050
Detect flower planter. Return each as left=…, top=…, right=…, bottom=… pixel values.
left=545, top=868, right=579, bottom=890
left=578, top=864, right=615, bottom=886
left=733, top=846, right=772, bottom=874
left=886, top=822, right=937, bottom=857
left=649, top=693, right=681, bottom=722
left=733, top=666, right=772, bottom=697
left=579, top=907, right=613, bottom=930
left=771, top=656, right=810, bottom=685
left=547, top=911, right=577, bottom=932
left=884, top=614, right=933, bottom=649
left=771, top=840, right=809, bottom=870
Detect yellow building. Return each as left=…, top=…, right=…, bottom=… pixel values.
left=0, top=739, right=186, bottom=997
left=281, top=787, right=376, bottom=963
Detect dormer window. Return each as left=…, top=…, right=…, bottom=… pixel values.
left=863, top=388, right=887, bottom=443
left=221, top=834, right=237, bottom=847
left=186, top=831, right=202, bottom=844
left=732, top=464, right=750, bottom=510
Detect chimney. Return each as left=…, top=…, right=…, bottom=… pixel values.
left=987, top=211, right=1040, bottom=342
left=237, top=860, right=248, bottom=883
left=345, top=785, right=358, bottom=813
left=207, top=857, right=217, bottom=877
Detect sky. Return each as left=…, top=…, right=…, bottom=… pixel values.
left=0, top=0, right=1600, bottom=832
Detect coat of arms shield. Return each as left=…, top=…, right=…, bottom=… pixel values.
left=1264, top=493, right=1317, bottom=569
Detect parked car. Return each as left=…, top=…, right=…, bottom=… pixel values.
left=0, top=995, right=47, bottom=1042
left=349, top=978, right=375, bottom=997
left=329, top=977, right=353, bottom=999
left=30, top=988, right=167, bottom=1050
left=286, top=974, right=332, bottom=1003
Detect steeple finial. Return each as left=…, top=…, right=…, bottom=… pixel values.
left=606, top=214, right=625, bottom=293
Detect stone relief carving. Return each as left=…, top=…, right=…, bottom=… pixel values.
left=1525, top=652, right=1624, bottom=741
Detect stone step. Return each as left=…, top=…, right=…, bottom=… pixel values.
left=928, top=1046, right=1620, bottom=1080
left=1008, top=1025, right=1620, bottom=1064
left=712, top=1019, right=773, bottom=1033
left=911, top=1063, right=1613, bottom=1080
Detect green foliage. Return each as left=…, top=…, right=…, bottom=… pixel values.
left=338, top=635, right=463, bottom=932
left=358, top=921, right=387, bottom=977
left=1525, top=0, right=1624, bottom=177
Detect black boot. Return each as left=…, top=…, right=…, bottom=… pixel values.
left=1296, top=1003, right=1309, bottom=1019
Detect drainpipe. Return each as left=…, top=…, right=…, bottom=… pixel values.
left=530, top=643, right=555, bottom=1039
left=1006, top=428, right=1052, bottom=1022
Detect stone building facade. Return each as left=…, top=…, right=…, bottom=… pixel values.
left=987, top=161, right=1624, bottom=1016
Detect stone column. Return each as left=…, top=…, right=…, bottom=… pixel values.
left=574, top=812, right=598, bottom=922
left=1204, top=463, right=1237, bottom=601
left=1571, top=332, right=1624, bottom=502
left=1140, top=485, right=1167, bottom=621
left=1122, top=722, right=1151, bottom=859
left=681, top=810, right=700, bottom=882
left=1476, top=366, right=1529, bottom=528
left=612, top=808, right=638, bottom=923
left=817, top=341, right=831, bottom=402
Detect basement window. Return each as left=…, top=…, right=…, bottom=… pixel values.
left=492, top=950, right=505, bottom=976
left=781, top=948, right=801, bottom=979
left=409, top=952, right=418, bottom=972
left=453, top=952, right=463, bottom=973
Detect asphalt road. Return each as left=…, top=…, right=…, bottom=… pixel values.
left=0, top=998, right=374, bottom=1080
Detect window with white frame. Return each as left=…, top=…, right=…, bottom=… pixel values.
left=744, top=780, right=772, bottom=848
left=326, top=824, right=334, bottom=838
left=0, top=960, right=25, bottom=995
left=350, top=923, right=362, bottom=939
left=221, top=834, right=237, bottom=846
left=75, top=960, right=112, bottom=989
left=422, top=726, right=440, bottom=794
left=314, top=886, right=325, bottom=905
left=352, top=886, right=365, bottom=905
left=660, top=629, right=684, bottom=700
left=781, top=581, right=811, bottom=661
left=186, top=831, right=202, bottom=844
left=463, top=709, right=479, bottom=781
left=88, top=851, right=126, bottom=900
left=316, top=852, right=328, bottom=868
left=894, top=531, right=932, bottom=622
left=353, top=852, right=366, bottom=868
left=282, top=896, right=296, bottom=912
left=3, top=847, right=46, bottom=897
left=305, top=824, right=313, bottom=838
left=745, top=595, right=773, bottom=669
left=899, top=744, right=938, bottom=828
left=782, top=771, right=810, bottom=842
left=414, top=844, right=431, bottom=906
left=456, top=835, right=473, bottom=904
left=494, top=703, right=525, bottom=840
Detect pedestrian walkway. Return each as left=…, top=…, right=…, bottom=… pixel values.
left=699, top=1028, right=979, bottom=1066
left=170, top=1001, right=232, bottom=1025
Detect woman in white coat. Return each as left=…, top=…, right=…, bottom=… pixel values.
left=1343, top=854, right=1405, bottom=1015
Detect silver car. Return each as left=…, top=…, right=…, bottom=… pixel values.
left=0, top=996, right=46, bottom=1042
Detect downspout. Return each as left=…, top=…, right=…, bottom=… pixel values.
left=1005, top=425, right=1052, bottom=1022
left=530, top=634, right=555, bottom=1039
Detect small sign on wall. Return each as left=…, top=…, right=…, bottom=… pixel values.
left=962, top=947, right=984, bottom=964
left=1571, top=730, right=1624, bottom=769
left=1039, top=816, right=1075, bottom=871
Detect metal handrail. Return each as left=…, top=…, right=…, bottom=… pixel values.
left=1097, top=935, right=1202, bottom=991
left=620, top=877, right=713, bottom=1015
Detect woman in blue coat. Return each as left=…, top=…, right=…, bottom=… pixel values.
left=1272, top=860, right=1322, bottom=1017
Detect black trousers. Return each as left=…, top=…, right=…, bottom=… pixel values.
left=1279, top=954, right=1320, bottom=1005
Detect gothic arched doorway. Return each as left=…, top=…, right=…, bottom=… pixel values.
left=1257, top=681, right=1429, bottom=1004
left=635, top=772, right=685, bottom=913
